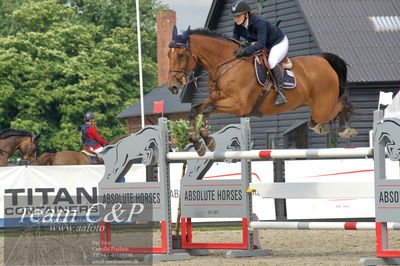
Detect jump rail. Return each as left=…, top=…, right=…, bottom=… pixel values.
left=250, top=222, right=400, bottom=230
left=166, top=147, right=373, bottom=161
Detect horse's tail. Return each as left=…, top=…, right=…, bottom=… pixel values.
left=320, top=52, right=352, bottom=123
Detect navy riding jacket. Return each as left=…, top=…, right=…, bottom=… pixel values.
left=233, top=14, right=285, bottom=55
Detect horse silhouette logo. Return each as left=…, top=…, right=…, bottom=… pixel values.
left=374, top=118, right=400, bottom=161
left=99, top=126, right=160, bottom=182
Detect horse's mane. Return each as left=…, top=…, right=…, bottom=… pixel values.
left=0, top=129, right=32, bottom=139
left=190, top=28, right=231, bottom=42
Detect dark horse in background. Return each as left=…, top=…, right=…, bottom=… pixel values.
left=0, top=129, right=40, bottom=166
left=167, top=27, right=358, bottom=156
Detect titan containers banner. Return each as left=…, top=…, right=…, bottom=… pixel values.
left=0, top=159, right=384, bottom=227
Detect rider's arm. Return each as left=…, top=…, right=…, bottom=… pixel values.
left=243, top=19, right=267, bottom=55
left=88, top=126, right=108, bottom=145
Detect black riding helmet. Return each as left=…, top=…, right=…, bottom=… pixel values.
left=231, top=1, right=250, bottom=16
left=84, top=112, right=95, bottom=121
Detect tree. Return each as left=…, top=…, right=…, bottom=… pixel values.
left=0, top=0, right=168, bottom=155
left=168, top=116, right=204, bottom=237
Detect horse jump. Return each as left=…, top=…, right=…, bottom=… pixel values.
left=99, top=110, right=400, bottom=263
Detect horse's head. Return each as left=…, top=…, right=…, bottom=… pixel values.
left=167, top=25, right=197, bottom=95
left=19, top=134, right=40, bottom=161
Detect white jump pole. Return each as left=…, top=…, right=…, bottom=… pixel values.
left=166, top=147, right=373, bottom=161
left=250, top=222, right=400, bottom=230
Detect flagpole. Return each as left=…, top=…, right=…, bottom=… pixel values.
left=135, top=0, right=145, bottom=128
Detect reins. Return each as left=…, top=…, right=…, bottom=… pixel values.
left=169, top=35, right=257, bottom=99
left=174, top=43, right=254, bottom=95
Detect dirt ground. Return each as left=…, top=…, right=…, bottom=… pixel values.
left=0, top=228, right=390, bottom=265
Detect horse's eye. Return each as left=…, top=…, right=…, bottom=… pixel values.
left=177, top=53, right=184, bottom=60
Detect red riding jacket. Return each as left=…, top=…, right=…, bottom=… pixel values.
left=82, top=125, right=108, bottom=150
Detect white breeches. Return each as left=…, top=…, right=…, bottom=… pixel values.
left=89, top=146, right=104, bottom=154
left=268, top=36, right=289, bottom=69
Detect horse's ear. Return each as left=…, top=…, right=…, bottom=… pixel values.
left=182, top=26, right=190, bottom=43
left=32, top=133, right=41, bottom=143
left=172, top=25, right=178, bottom=41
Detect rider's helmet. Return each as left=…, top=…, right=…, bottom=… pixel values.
left=84, top=112, right=95, bottom=121
left=231, top=1, right=250, bottom=16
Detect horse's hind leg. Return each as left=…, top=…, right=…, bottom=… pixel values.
left=200, top=103, right=216, bottom=152
left=309, top=119, right=330, bottom=135
left=337, top=110, right=358, bottom=138
left=336, top=95, right=358, bottom=138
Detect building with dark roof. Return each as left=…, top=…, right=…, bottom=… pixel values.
left=119, top=0, right=400, bottom=149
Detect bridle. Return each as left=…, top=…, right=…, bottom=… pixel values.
left=168, top=39, right=245, bottom=90
left=18, top=137, right=38, bottom=160
left=168, top=41, right=193, bottom=86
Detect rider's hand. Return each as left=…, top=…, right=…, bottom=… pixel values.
left=234, top=47, right=246, bottom=57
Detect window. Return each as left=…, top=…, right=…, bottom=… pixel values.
left=369, top=16, right=400, bottom=32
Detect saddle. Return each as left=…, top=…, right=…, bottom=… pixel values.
left=81, top=149, right=101, bottom=164
left=247, top=50, right=296, bottom=117
left=254, top=51, right=296, bottom=89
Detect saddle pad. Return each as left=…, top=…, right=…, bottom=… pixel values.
left=283, top=69, right=296, bottom=89
left=87, top=155, right=100, bottom=164
left=81, top=150, right=100, bottom=164
left=254, top=58, right=296, bottom=89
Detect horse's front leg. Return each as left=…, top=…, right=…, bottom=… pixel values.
left=200, top=102, right=216, bottom=152
left=188, top=106, right=206, bottom=156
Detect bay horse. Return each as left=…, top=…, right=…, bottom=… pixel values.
left=32, top=150, right=104, bottom=165
left=36, top=135, right=128, bottom=165
left=167, top=27, right=358, bottom=156
left=31, top=152, right=57, bottom=165
left=0, top=129, right=40, bottom=166
left=51, top=150, right=102, bottom=165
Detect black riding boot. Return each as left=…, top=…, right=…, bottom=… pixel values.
left=271, top=66, right=287, bottom=106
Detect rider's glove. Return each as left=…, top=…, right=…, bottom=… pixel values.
left=234, top=47, right=246, bottom=57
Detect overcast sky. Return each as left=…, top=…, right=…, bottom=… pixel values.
left=158, top=0, right=213, bottom=31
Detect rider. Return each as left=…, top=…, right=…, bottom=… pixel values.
left=231, top=0, right=288, bottom=107
left=81, top=112, right=108, bottom=154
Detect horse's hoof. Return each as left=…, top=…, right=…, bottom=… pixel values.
left=205, top=137, right=216, bottom=151
left=310, top=123, right=329, bottom=135
left=194, top=142, right=206, bottom=157
left=339, top=128, right=358, bottom=138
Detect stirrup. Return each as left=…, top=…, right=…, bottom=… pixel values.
left=274, top=91, right=287, bottom=107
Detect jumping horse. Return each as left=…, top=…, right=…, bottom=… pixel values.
left=167, top=27, right=358, bottom=156
left=0, top=129, right=40, bottom=166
